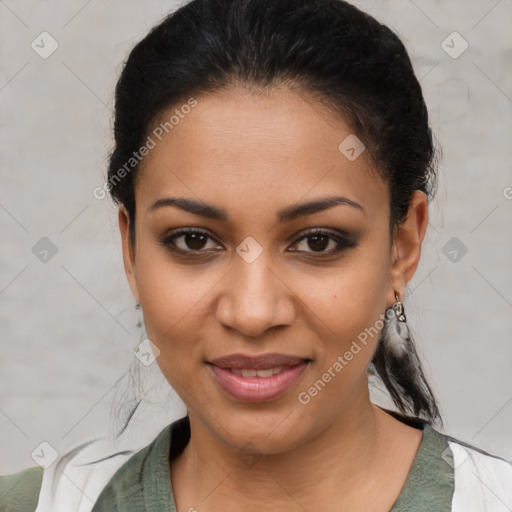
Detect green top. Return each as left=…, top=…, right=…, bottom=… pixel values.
left=0, top=412, right=454, bottom=511
left=0, top=466, right=43, bottom=512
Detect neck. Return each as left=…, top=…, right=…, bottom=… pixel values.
left=170, top=389, right=417, bottom=510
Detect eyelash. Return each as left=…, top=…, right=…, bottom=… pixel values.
left=158, top=227, right=357, bottom=257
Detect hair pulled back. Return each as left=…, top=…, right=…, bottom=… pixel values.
left=107, top=0, right=442, bottom=432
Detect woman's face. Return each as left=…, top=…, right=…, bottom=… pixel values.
left=119, top=85, right=426, bottom=453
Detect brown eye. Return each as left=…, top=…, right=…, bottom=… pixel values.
left=290, top=229, right=357, bottom=255
left=159, top=228, right=223, bottom=254
left=180, top=232, right=208, bottom=250
left=305, top=233, right=330, bottom=252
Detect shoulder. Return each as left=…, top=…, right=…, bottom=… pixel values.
left=0, top=418, right=180, bottom=512
left=33, top=422, right=175, bottom=512
left=1, top=434, right=145, bottom=512
left=92, top=421, right=176, bottom=510
left=1, top=437, right=134, bottom=512
left=439, top=430, right=512, bottom=511
left=0, top=466, right=43, bottom=512
left=385, top=409, right=512, bottom=511
left=34, top=435, right=139, bottom=512
left=89, top=429, right=160, bottom=507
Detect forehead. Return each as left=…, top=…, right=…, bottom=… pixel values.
left=135, top=85, right=389, bottom=220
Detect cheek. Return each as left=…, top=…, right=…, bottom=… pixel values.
left=300, top=248, right=390, bottom=367
left=134, top=247, right=211, bottom=361
left=135, top=238, right=209, bottom=325
left=295, top=273, right=387, bottom=408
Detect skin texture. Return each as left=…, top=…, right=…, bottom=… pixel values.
left=119, top=85, right=428, bottom=511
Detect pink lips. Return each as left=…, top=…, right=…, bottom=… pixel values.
left=207, top=353, right=310, bottom=402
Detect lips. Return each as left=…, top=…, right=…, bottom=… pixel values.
left=207, top=353, right=311, bottom=402
left=208, top=352, right=310, bottom=370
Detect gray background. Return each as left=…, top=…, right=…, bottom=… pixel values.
left=1, top=0, right=511, bottom=474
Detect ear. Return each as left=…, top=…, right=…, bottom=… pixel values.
left=387, top=190, right=429, bottom=306
left=118, top=205, right=140, bottom=303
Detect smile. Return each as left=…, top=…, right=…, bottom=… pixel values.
left=207, top=361, right=310, bottom=402
left=229, top=367, right=285, bottom=377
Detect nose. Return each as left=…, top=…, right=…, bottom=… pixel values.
left=215, top=251, right=296, bottom=338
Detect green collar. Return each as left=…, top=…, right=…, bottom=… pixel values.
left=389, top=420, right=454, bottom=510
left=93, top=413, right=454, bottom=511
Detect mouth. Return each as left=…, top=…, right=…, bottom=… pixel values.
left=208, top=352, right=311, bottom=370
left=228, top=366, right=288, bottom=378
left=206, top=353, right=312, bottom=402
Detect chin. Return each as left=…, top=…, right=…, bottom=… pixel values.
left=212, top=405, right=310, bottom=454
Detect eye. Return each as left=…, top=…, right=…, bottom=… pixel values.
left=159, top=227, right=357, bottom=257
left=289, top=228, right=357, bottom=255
left=159, top=228, right=223, bottom=254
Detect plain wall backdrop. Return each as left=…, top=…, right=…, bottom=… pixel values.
left=1, top=0, right=511, bottom=474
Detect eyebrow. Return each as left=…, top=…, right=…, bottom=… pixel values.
left=148, top=195, right=365, bottom=222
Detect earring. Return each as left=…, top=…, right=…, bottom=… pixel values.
left=382, top=290, right=410, bottom=356
left=392, top=291, right=406, bottom=322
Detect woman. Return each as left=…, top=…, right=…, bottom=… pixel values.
left=2, top=0, right=511, bottom=510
